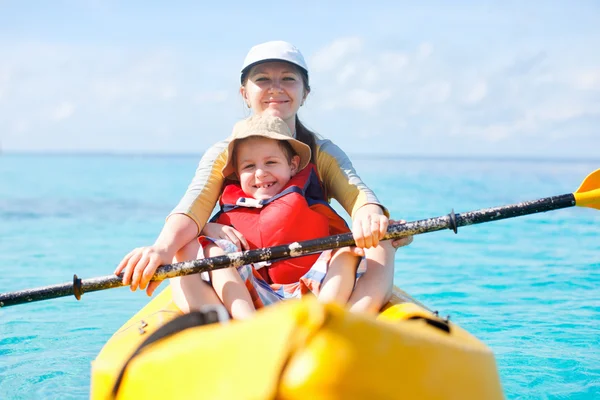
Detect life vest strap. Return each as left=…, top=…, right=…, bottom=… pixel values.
left=226, top=186, right=304, bottom=210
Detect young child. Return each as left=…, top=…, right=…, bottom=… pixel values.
left=199, top=115, right=366, bottom=320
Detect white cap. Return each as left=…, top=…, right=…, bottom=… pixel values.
left=241, top=41, right=308, bottom=82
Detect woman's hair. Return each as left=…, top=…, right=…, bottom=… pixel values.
left=295, top=117, right=317, bottom=164
left=242, top=63, right=319, bottom=163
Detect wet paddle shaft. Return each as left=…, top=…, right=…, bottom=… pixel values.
left=1, top=169, right=598, bottom=308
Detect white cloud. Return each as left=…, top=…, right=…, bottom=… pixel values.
left=2, top=26, right=599, bottom=157
left=450, top=117, right=535, bottom=142
left=481, top=124, right=512, bottom=141
left=373, top=52, right=410, bottom=84
left=12, top=120, right=31, bottom=135
left=0, top=42, right=181, bottom=106
left=310, top=38, right=453, bottom=118
left=347, top=89, right=392, bottom=110
left=380, top=52, right=409, bottom=70
left=416, top=42, right=433, bottom=60
left=160, top=85, right=177, bottom=100
left=336, top=63, right=357, bottom=85
left=573, top=69, right=600, bottom=91
left=310, top=37, right=363, bottom=72
left=307, top=35, right=600, bottom=153
left=194, top=90, right=229, bottom=104
left=418, top=81, right=452, bottom=105
left=50, top=102, right=76, bottom=121
left=92, top=81, right=127, bottom=101
left=531, top=72, right=555, bottom=85
left=310, top=39, right=418, bottom=112
left=89, top=54, right=179, bottom=103
left=362, top=66, right=381, bottom=86
left=324, top=89, right=392, bottom=111
left=464, top=81, right=488, bottom=104
left=0, top=67, right=10, bottom=101
left=451, top=96, right=600, bottom=143
left=528, top=104, right=588, bottom=122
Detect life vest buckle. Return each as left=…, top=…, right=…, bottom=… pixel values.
left=253, top=261, right=271, bottom=270
left=236, top=197, right=264, bottom=208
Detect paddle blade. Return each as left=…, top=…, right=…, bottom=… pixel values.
left=574, top=168, right=600, bottom=210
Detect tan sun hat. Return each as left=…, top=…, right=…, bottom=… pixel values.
left=222, top=115, right=312, bottom=179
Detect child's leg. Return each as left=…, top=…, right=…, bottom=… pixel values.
left=204, top=243, right=256, bottom=320
left=347, top=241, right=396, bottom=314
left=170, top=240, right=223, bottom=314
left=318, top=248, right=361, bottom=305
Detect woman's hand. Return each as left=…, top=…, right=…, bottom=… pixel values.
left=351, top=205, right=414, bottom=254
left=351, top=204, right=389, bottom=249
left=201, top=223, right=249, bottom=251
left=113, top=246, right=174, bottom=296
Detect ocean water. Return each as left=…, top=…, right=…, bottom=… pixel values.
left=0, top=153, right=599, bottom=399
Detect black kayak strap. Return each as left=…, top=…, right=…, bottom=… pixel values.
left=111, top=309, right=223, bottom=398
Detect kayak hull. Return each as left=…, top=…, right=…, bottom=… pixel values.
left=91, top=286, right=503, bottom=399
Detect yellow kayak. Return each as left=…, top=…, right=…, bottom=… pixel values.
left=91, top=286, right=503, bottom=399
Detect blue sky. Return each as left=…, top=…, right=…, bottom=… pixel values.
left=1, top=1, right=599, bottom=157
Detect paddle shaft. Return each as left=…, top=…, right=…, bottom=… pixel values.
left=0, top=193, right=576, bottom=308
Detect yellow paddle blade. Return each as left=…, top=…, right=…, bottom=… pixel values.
left=574, top=168, right=600, bottom=210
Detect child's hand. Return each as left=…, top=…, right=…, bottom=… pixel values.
left=113, top=246, right=173, bottom=296
left=201, top=223, right=250, bottom=251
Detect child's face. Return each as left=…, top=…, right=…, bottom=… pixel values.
left=235, top=137, right=300, bottom=200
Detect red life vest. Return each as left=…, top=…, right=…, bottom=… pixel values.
left=213, top=164, right=350, bottom=284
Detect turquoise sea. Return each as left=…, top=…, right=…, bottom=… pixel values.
left=0, top=153, right=599, bottom=399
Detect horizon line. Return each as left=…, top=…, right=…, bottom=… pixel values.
left=1, top=150, right=599, bottom=164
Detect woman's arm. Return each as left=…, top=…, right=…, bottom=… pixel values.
left=316, top=139, right=389, bottom=219
left=114, top=140, right=230, bottom=295
left=169, top=139, right=230, bottom=234
left=316, top=139, right=390, bottom=248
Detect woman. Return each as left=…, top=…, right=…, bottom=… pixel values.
left=114, top=41, right=413, bottom=314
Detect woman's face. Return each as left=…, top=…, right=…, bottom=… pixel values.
left=241, top=62, right=307, bottom=128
